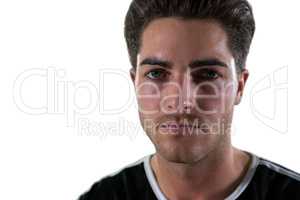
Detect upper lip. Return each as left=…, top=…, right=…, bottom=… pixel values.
left=160, top=122, right=200, bottom=128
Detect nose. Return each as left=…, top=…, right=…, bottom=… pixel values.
left=164, top=70, right=194, bottom=114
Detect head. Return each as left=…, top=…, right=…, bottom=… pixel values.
left=124, top=0, right=255, bottom=164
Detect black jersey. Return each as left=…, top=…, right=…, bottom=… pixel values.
left=79, top=152, right=300, bottom=200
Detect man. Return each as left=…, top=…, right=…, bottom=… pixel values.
left=79, top=0, right=300, bottom=199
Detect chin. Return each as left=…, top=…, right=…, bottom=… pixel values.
left=154, top=137, right=215, bottom=164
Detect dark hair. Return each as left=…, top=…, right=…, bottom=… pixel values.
left=124, top=0, right=255, bottom=73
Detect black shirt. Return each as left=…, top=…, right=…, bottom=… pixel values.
left=79, top=152, right=300, bottom=200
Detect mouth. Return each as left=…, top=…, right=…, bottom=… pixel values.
left=160, top=123, right=201, bottom=129
left=158, top=121, right=202, bottom=135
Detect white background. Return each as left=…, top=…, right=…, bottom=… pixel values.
left=0, top=0, right=299, bottom=199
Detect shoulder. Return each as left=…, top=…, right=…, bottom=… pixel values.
left=256, top=156, right=300, bottom=183
left=78, top=175, right=116, bottom=200
left=249, top=155, right=300, bottom=198
left=78, top=156, right=147, bottom=200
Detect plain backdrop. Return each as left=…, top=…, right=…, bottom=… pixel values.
left=0, top=0, right=299, bottom=199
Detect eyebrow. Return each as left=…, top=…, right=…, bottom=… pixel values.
left=139, top=57, right=172, bottom=69
left=139, top=57, right=228, bottom=69
left=189, top=58, right=229, bottom=69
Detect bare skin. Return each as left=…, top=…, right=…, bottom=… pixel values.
left=130, top=17, right=250, bottom=200
left=151, top=146, right=251, bottom=200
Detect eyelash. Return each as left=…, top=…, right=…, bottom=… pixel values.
left=144, top=68, right=221, bottom=82
left=145, top=69, right=169, bottom=81
left=193, top=69, right=221, bottom=80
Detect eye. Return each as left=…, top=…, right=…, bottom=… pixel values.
left=145, top=69, right=168, bottom=80
left=194, top=69, right=220, bottom=80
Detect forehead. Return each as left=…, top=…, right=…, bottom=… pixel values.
left=138, top=17, right=233, bottom=66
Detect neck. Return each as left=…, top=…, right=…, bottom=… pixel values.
left=151, top=146, right=251, bottom=200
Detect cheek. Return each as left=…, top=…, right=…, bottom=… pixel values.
left=136, top=82, right=161, bottom=116
left=195, top=80, right=237, bottom=114
left=219, top=80, right=237, bottom=114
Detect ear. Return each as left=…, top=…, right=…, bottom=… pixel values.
left=234, top=69, right=249, bottom=105
left=130, top=68, right=136, bottom=84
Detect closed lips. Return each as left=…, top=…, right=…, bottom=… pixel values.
left=160, top=123, right=201, bottom=129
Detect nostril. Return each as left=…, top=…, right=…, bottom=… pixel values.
left=167, top=104, right=173, bottom=109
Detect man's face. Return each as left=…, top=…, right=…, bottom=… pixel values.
left=130, top=18, right=248, bottom=164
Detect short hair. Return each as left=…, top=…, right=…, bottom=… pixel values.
left=124, top=0, right=255, bottom=73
